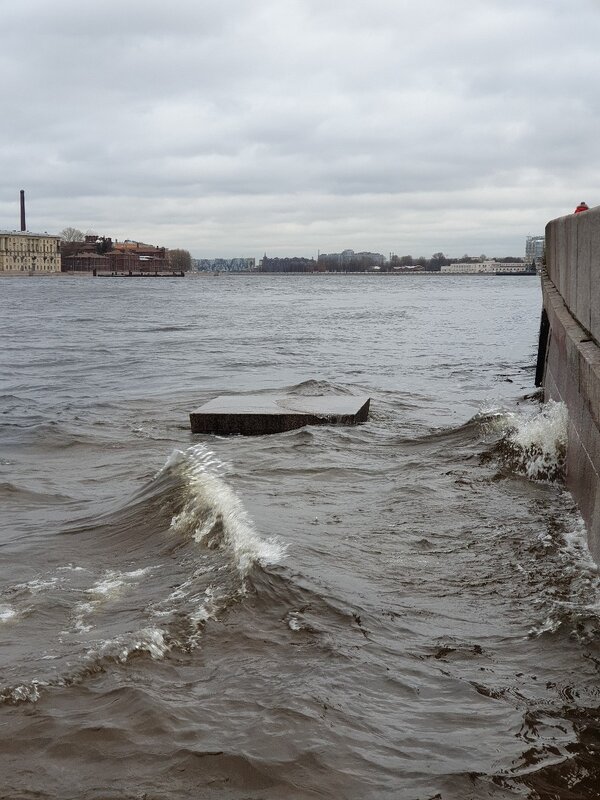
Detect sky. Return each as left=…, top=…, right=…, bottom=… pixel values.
left=1, top=0, right=600, bottom=259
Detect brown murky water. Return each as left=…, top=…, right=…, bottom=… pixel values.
left=1, top=275, right=598, bottom=799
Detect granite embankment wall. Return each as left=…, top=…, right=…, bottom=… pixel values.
left=540, top=207, right=600, bottom=561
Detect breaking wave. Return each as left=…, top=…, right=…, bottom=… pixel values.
left=165, top=443, right=284, bottom=576
left=495, top=400, right=568, bottom=482
left=528, top=515, right=600, bottom=641
left=0, top=444, right=284, bottom=705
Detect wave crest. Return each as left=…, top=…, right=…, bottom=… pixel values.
left=497, top=400, right=568, bottom=482
left=166, top=444, right=284, bottom=576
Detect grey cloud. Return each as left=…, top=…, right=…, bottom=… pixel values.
left=2, top=0, right=600, bottom=257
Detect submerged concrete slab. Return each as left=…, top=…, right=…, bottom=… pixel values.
left=190, top=394, right=370, bottom=436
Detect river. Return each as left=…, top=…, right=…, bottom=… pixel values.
left=0, top=274, right=598, bottom=799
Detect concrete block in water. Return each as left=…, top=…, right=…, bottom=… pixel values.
left=190, top=394, right=370, bottom=436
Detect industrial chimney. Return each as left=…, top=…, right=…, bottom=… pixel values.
left=20, top=190, right=26, bottom=231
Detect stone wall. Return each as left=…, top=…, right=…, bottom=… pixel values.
left=545, top=209, right=600, bottom=341
left=541, top=207, right=600, bottom=561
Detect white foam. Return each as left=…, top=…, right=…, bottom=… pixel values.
left=287, top=613, right=304, bottom=631
left=167, top=444, right=284, bottom=576
left=86, top=565, right=156, bottom=599
left=529, top=514, right=600, bottom=639
left=71, top=566, right=159, bottom=632
left=87, top=577, right=125, bottom=599
left=15, top=577, right=59, bottom=593
left=190, top=586, right=218, bottom=625
left=9, top=681, right=41, bottom=703
left=561, top=517, right=600, bottom=615
left=57, top=564, right=88, bottom=572
left=129, top=627, right=169, bottom=660
left=502, top=400, right=568, bottom=482
left=0, top=604, right=17, bottom=623
left=94, top=626, right=170, bottom=662
left=72, top=601, right=95, bottom=633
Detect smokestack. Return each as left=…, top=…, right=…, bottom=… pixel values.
left=20, top=190, right=26, bottom=231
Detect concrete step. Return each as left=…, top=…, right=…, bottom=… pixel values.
left=190, top=394, right=370, bottom=436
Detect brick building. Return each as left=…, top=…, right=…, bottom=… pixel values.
left=61, top=236, right=171, bottom=275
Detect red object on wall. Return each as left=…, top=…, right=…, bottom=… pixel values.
left=574, top=201, right=590, bottom=214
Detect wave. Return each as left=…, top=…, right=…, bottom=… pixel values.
left=406, top=402, right=597, bottom=643
left=0, top=481, right=74, bottom=505
left=139, top=324, right=194, bottom=333
left=0, top=625, right=172, bottom=706
left=407, top=412, right=498, bottom=445
left=0, top=444, right=284, bottom=705
left=0, top=420, right=112, bottom=450
left=494, top=400, right=568, bottom=482
left=285, top=379, right=354, bottom=396
left=165, top=444, right=284, bottom=576
left=527, top=515, right=600, bottom=642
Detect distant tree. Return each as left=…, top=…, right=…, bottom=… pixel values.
left=60, top=227, right=85, bottom=242
left=427, top=252, right=448, bottom=271
left=95, top=236, right=112, bottom=254
left=168, top=248, right=192, bottom=272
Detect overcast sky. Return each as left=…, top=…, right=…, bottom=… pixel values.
left=1, top=0, right=599, bottom=258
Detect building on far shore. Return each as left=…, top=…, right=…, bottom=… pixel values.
left=61, top=236, right=171, bottom=275
left=441, top=260, right=535, bottom=275
left=193, top=257, right=255, bottom=272
left=0, top=230, right=61, bottom=274
left=525, top=235, right=545, bottom=265
left=260, top=255, right=318, bottom=272
left=318, top=249, right=385, bottom=271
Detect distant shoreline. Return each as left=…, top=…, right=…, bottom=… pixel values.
left=0, top=270, right=539, bottom=278
left=189, top=270, right=539, bottom=277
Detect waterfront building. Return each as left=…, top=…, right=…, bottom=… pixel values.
left=260, top=255, right=317, bottom=272
left=441, top=261, right=496, bottom=274
left=318, top=250, right=385, bottom=271
left=525, top=235, right=545, bottom=265
left=61, top=236, right=170, bottom=275
left=441, top=261, right=533, bottom=274
left=0, top=230, right=61, bottom=274
left=193, top=257, right=255, bottom=272
left=110, top=240, right=169, bottom=274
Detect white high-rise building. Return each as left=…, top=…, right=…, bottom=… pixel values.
left=525, top=235, right=545, bottom=265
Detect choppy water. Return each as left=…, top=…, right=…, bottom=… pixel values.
left=1, top=274, right=598, bottom=800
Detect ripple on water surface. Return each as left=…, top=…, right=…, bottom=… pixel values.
left=1, top=276, right=598, bottom=798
